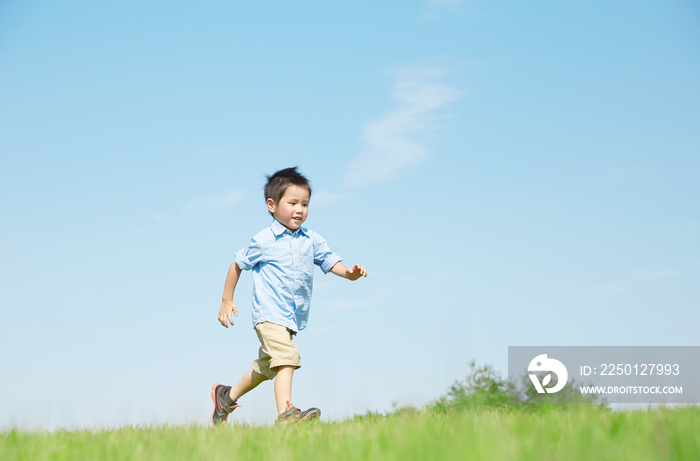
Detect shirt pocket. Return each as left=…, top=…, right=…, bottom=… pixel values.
left=299, top=246, right=315, bottom=280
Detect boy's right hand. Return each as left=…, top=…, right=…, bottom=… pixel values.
left=218, top=299, right=238, bottom=328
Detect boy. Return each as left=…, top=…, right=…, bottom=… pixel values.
left=212, top=167, right=367, bottom=426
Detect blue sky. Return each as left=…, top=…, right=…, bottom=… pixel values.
left=1, top=0, right=699, bottom=430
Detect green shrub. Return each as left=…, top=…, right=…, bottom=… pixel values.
left=431, top=360, right=518, bottom=413
left=430, top=360, right=604, bottom=415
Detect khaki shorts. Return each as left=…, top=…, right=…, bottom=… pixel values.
left=252, top=322, right=301, bottom=380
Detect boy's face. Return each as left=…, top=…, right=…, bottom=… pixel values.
left=267, top=184, right=310, bottom=232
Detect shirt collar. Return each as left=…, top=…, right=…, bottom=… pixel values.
left=270, top=219, right=308, bottom=237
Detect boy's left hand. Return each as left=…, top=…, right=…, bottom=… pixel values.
left=346, top=263, right=368, bottom=281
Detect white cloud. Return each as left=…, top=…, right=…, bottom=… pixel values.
left=426, top=0, right=461, bottom=7
left=423, top=1, right=483, bottom=25
left=632, top=269, right=682, bottom=284
left=328, top=298, right=373, bottom=311
left=310, top=190, right=349, bottom=209
left=345, top=67, right=461, bottom=187
left=596, top=268, right=685, bottom=296
left=183, top=190, right=246, bottom=214
left=195, top=143, right=237, bottom=156
left=308, top=324, right=341, bottom=336
left=327, top=285, right=393, bottom=311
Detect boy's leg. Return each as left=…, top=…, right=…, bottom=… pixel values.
left=274, top=365, right=321, bottom=424
left=274, top=365, right=295, bottom=414
left=212, top=370, right=269, bottom=426
left=230, top=369, right=269, bottom=402
left=253, top=322, right=319, bottom=423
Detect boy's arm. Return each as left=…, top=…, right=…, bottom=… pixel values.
left=330, top=261, right=368, bottom=281
left=218, top=261, right=242, bottom=328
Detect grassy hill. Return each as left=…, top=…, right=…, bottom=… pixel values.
left=3, top=363, right=698, bottom=460
left=3, top=406, right=699, bottom=461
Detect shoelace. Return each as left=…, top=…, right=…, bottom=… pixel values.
left=285, top=401, right=300, bottom=413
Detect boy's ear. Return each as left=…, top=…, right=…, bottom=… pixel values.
left=266, top=198, right=277, bottom=214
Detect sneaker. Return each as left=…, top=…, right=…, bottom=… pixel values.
left=211, top=383, right=240, bottom=426
left=298, top=406, right=321, bottom=422
left=276, top=401, right=321, bottom=425
left=276, top=401, right=301, bottom=425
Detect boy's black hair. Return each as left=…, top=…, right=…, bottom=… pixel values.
left=264, top=167, right=312, bottom=213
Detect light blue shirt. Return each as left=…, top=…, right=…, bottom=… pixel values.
left=234, top=220, right=342, bottom=332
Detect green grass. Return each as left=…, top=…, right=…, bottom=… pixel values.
left=2, top=406, right=699, bottom=461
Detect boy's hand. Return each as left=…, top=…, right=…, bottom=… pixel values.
left=330, top=262, right=368, bottom=280
left=345, top=263, right=368, bottom=281
left=218, top=299, right=238, bottom=328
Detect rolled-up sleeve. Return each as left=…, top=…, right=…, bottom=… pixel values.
left=313, top=233, right=342, bottom=274
left=234, top=238, right=264, bottom=271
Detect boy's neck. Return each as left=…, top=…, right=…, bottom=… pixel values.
left=274, top=218, right=300, bottom=233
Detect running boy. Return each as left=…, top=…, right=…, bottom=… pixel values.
left=212, top=167, right=367, bottom=426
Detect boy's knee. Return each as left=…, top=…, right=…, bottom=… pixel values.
left=252, top=362, right=278, bottom=380
left=252, top=369, right=271, bottom=382
left=271, top=364, right=298, bottom=376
